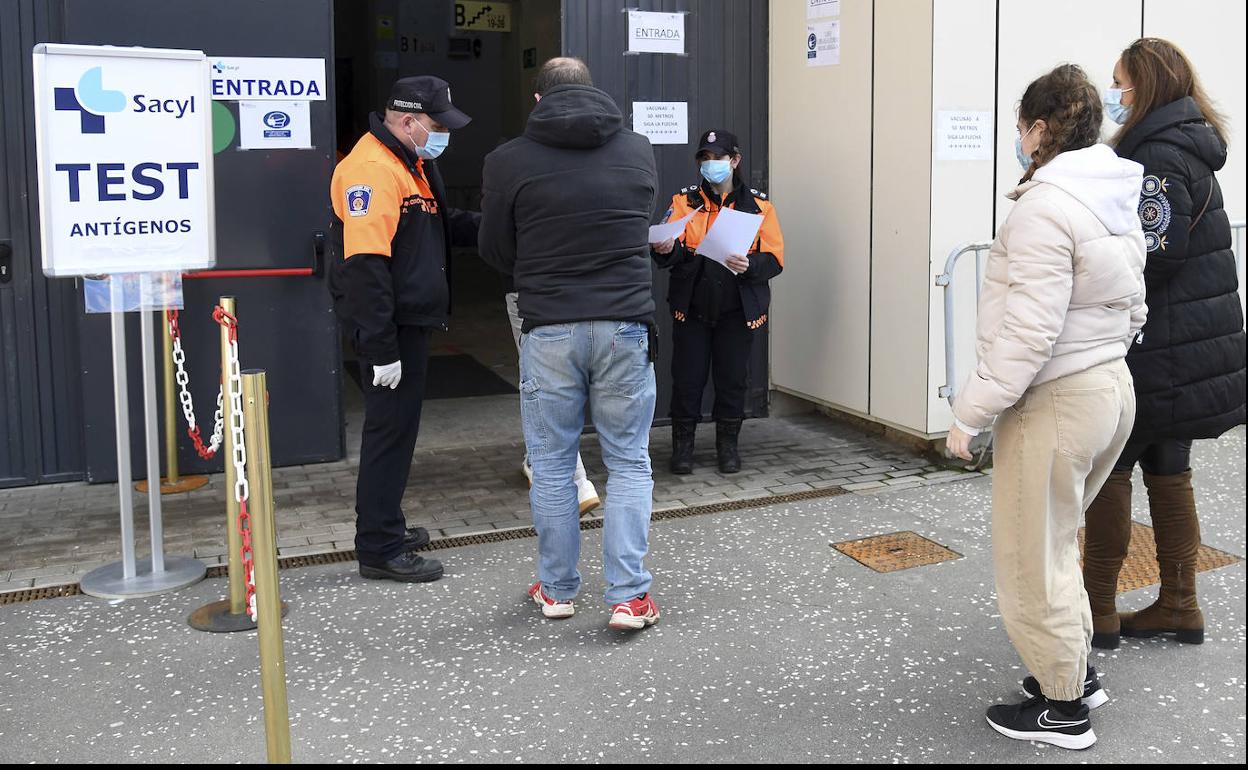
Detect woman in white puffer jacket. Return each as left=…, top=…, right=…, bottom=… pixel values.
left=947, top=64, right=1147, bottom=751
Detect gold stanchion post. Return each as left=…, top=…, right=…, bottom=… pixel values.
left=190, top=296, right=271, bottom=632
left=163, top=308, right=180, bottom=485
left=242, top=369, right=293, bottom=764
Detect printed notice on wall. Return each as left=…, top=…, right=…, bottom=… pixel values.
left=936, top=110, right=993, bottom=161
left=239, top=100, right=312, bottom=150
left=806, top=20, right=840, bottom=67
left=807, top=0, right=841, bottom=18
left=633, top=102, right=688, bottom=145
left=628, top=10, right=686, bottom=55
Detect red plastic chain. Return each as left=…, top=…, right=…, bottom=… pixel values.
left=238, top=498, right=256, bottom=617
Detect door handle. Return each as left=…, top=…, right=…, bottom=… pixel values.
left=0, top=241, right=12, bottom=284
left=311, top=230, right=326, bottom=277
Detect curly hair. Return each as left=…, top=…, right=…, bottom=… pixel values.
left=1018, top=64, right=1103, bottom=181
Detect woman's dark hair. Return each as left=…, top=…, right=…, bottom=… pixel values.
left=1112, top=37, right=1229, bottom=148
left=1018, top=64, right=1103, bottom=181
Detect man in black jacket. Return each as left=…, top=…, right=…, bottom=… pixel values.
left=480, top=58, right=662, bottom=630
left=331, top=76, right=480, bottom=583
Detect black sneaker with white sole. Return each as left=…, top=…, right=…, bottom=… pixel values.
left=986, top=695, right=1096, bottom=750
left=1021, top=666, right=1108, bottom=709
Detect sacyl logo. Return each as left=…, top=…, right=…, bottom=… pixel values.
left=56, top=66, right=197, bottom=134
left=54, top=66, right=125, bottom=134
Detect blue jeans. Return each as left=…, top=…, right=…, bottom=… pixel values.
left=519, top=320, right=657, bottom=605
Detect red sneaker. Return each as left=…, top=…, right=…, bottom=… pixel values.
left=528, top=581, right=575, bottom=619
left=608, top=593, right=660, bottom=630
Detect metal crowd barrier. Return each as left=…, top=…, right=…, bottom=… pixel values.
left=936, top=241, right=993, bottom=404
left=936, top=241, right=994, bottom=468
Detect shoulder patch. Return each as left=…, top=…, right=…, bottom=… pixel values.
left=346, top=184, right=373, bottom=217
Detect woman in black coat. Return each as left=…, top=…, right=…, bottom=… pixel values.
left=1083, top=38, right=1246, bottom=651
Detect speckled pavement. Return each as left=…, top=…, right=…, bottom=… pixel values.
left=0, top=412, right=980, bottom=593
left=0, top=429, right=1242, bottom=763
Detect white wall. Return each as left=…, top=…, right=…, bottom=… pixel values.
left=869, top=0, right=933, bottom=432
left=925, top=0, right=997, bottom=435
left=1143, top=0, right=1246, bottom=223
left=769, top=0, right=873, bottom=415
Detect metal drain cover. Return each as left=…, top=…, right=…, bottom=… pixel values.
left=1079, top=523, right=1243, bottom=594
left=832, top=531, right=962, bottom=573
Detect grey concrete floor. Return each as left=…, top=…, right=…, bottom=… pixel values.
left=0, top=430, right=1242, bottom=763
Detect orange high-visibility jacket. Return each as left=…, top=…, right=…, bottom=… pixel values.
left=652, top=181, right=784, bottom=329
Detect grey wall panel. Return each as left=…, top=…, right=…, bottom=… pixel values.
left=54, top=0, right=342, bottom=482
left=563, top=0, right=771, bottom=420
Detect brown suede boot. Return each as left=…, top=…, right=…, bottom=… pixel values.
left=1120, top=470, right=1205, bottom=645
left=1083, top=470, right=1134, bottom=649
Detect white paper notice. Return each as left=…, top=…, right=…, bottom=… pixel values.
left=628, top=10, right=686, bottom=55
left=239, top=100, right=312, bottom=150
left=807, top=0, right=841, bottom=19
left=696, top=208, right=764, bottom=272
left=936, top=110, right=994, bottom=161
left=648, top=210, right=698, bottom=244
left=633, top=102, right=689, bottom=145
left=806, top=20, right=841, bottom=67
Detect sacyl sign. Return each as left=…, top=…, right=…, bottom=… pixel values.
left=34, top=44, right=216, bottom=276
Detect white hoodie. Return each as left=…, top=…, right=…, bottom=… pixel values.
left=953, top=144, right=1148, bottom=432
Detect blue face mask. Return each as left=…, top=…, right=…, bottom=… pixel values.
left=700, top=159, right=733, bottom=185
left=1104, top=88, right=1132, bottom=125
left=1014, top=137, right=1032, bottom=170
left=1015, top=122, right=1037, bottom=170
left=410, top=121, right=450, bottom=160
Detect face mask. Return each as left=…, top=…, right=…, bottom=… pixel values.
left=700, top=159, right=733, bottom=185
left=1015, top=122, right=1038, bottom=170
left=1104, top=87, right=1133, bottom=125
left=409, top=120, right=450, bottom=160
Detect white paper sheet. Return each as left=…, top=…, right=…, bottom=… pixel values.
left=239, top=100, right=311, bottom=150
left=648, top=210, right=698, bottom=244
left=695, top=208, right=764, bottom=272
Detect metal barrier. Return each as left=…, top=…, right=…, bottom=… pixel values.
left=936, top=241, right=994, bottom=468
left=936, top=241, right=993, bottom=403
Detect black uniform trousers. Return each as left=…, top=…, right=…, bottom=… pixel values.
left=670, top=309, right=754, bottom=421
left=354, top=325, right=431, bottom=565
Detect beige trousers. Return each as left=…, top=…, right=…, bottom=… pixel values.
left=992, top=359, right=1135, bottom=701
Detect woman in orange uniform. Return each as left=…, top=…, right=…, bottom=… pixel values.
left=650, top=129, right=784, bottom=475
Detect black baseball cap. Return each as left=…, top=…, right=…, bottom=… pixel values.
left=387, top=76, right=472, bottom=129
left=696, top=129, right=741, bottom=157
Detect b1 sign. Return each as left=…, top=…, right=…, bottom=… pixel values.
left=33, top=44, right=216, bottom=276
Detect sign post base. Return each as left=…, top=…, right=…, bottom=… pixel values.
left=80, top=555, right=205, bottom=600
left=135, top=475, right=211, bottom=494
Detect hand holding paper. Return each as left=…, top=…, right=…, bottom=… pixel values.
left=695, top=207, right=764, bottom=273
left=648, top=210, right=698, bottom=245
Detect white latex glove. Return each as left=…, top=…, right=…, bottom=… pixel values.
left=372, top=360, right=402, bottom=390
